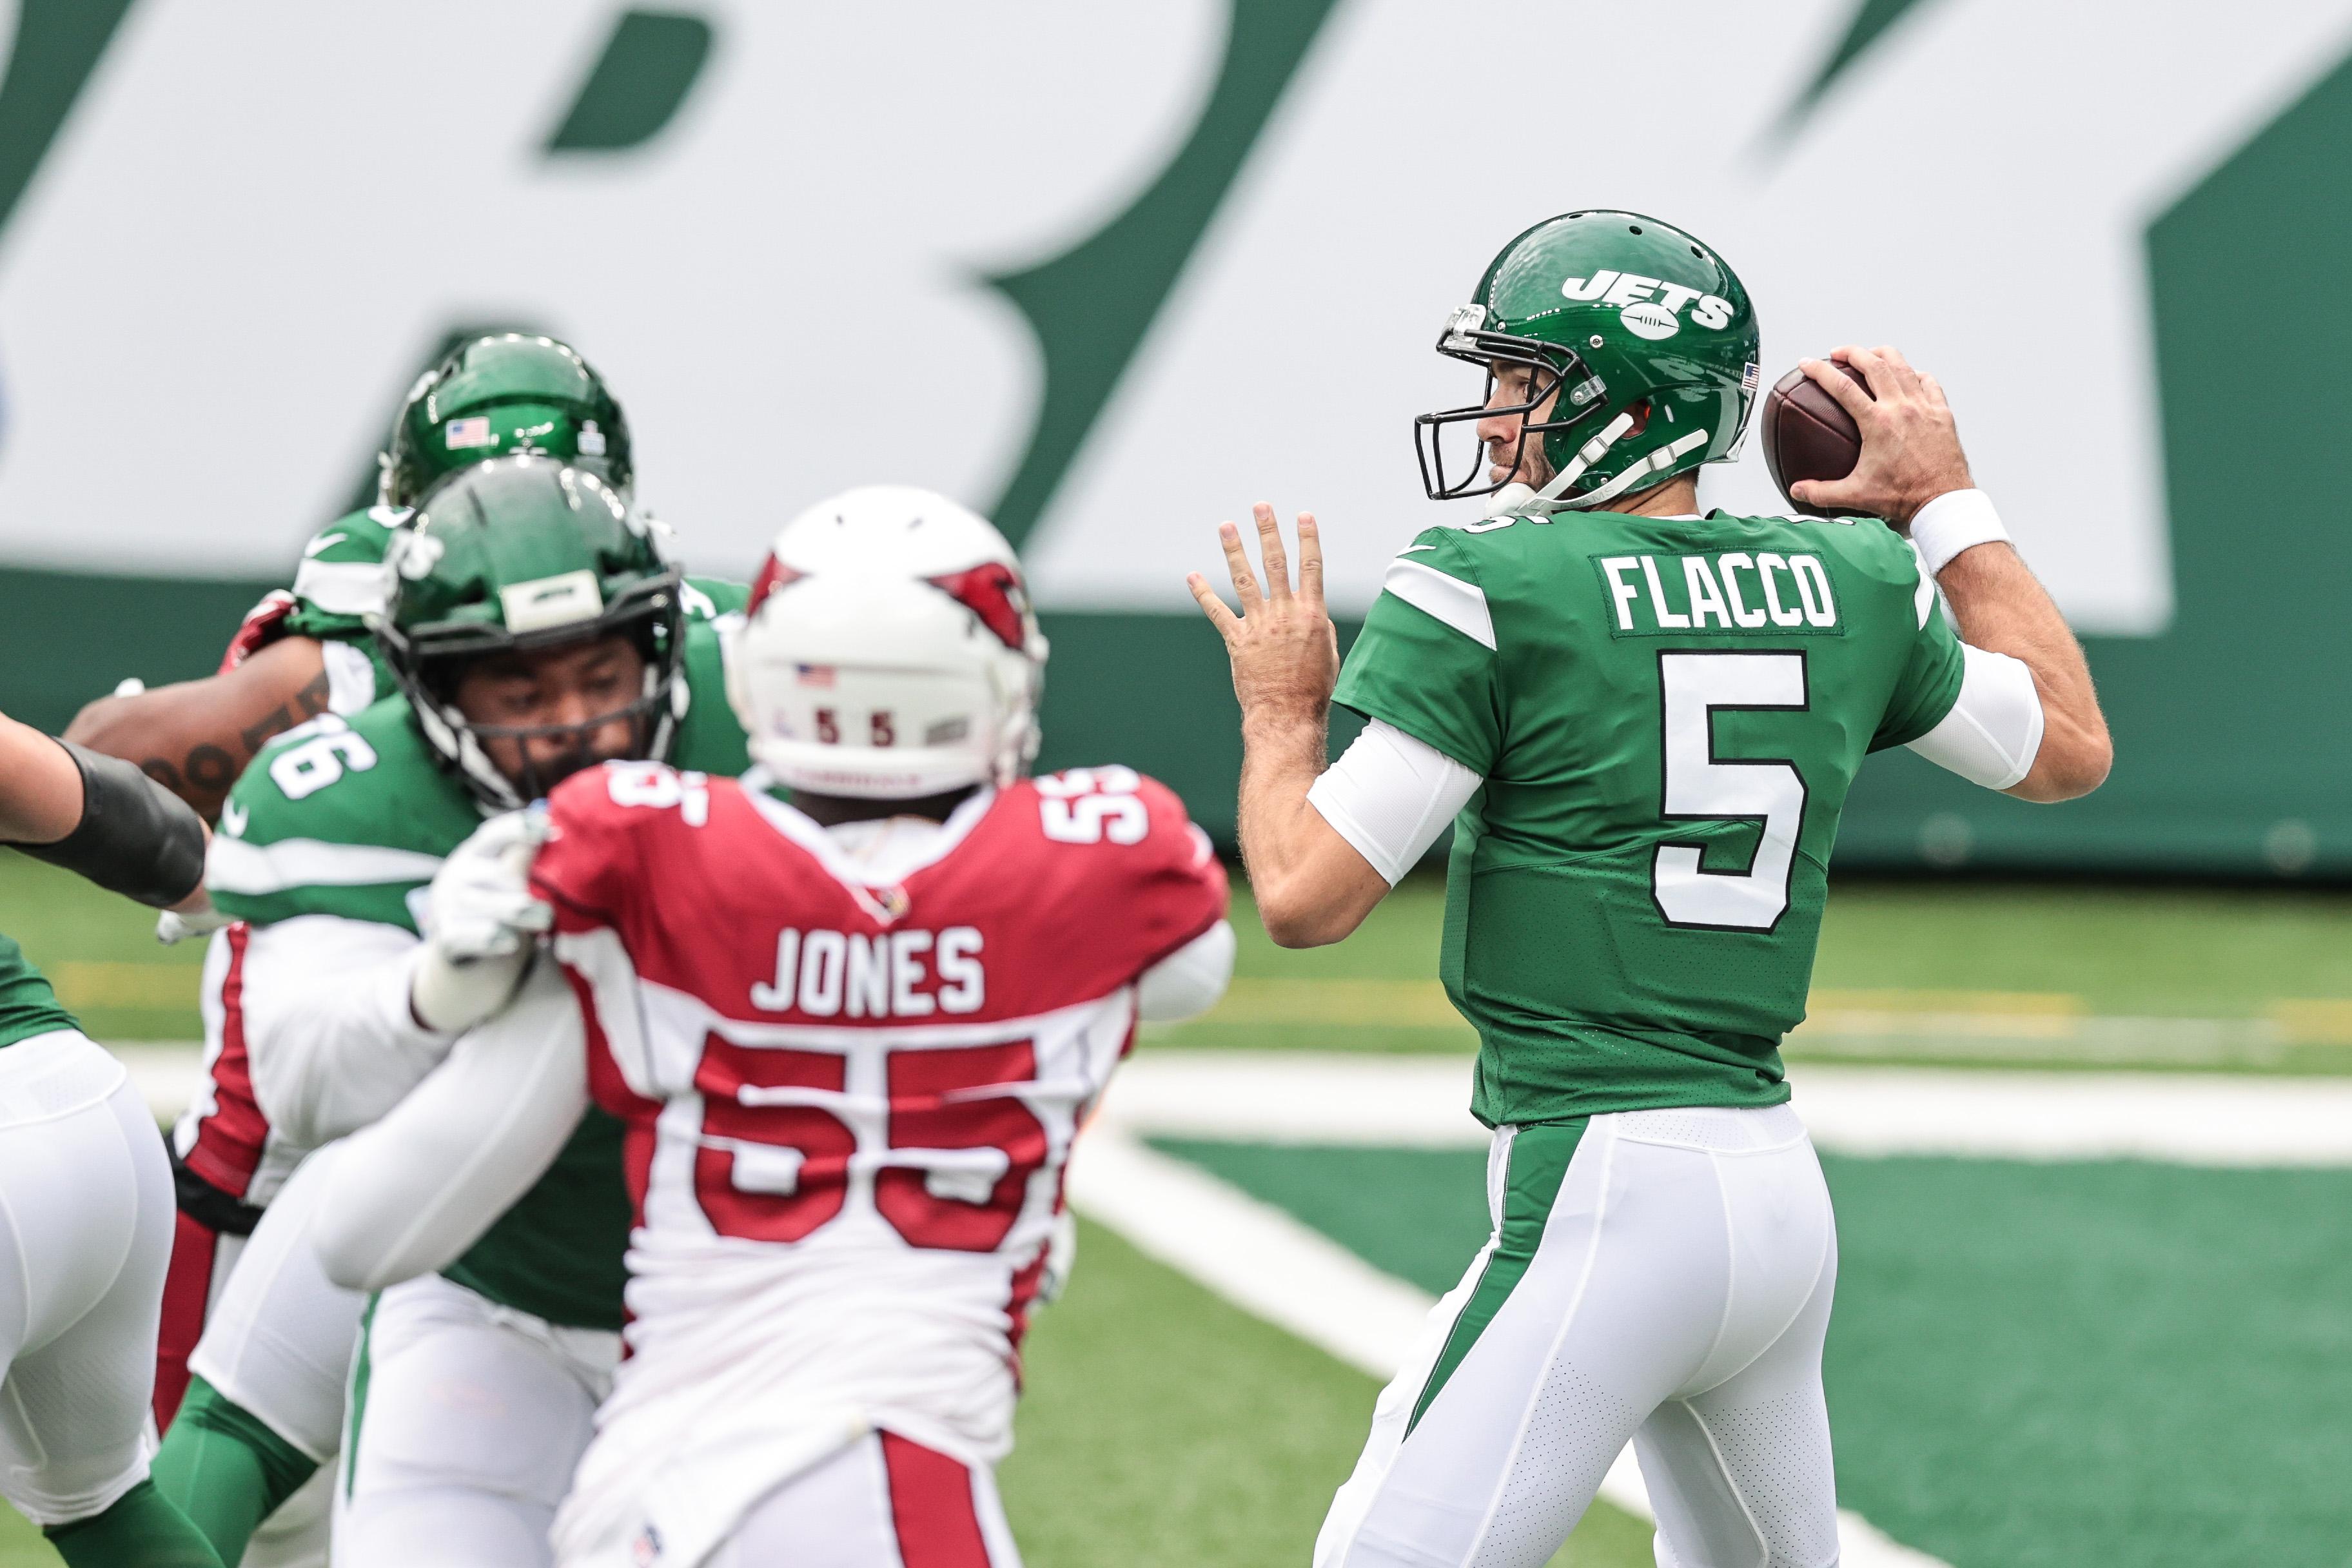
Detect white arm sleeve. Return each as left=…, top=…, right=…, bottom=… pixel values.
left=1906, top=643, right=2046, bottom=790
left=1136, top=919, right=1235, bottom=1024
left=240, top=915, right=456, bottom=1147
left=1306, top=720, right=1485, bottom=885
left=311, top=960, right=588, bottom=1293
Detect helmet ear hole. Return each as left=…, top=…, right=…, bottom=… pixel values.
left=1625, top=400, right=1652, bottom=440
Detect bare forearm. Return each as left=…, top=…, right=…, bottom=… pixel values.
left=0, top=717, right=83, bottom=841
left=1237, top=707, right=1329, bottom=908
left=1237, top=707, right=1395, bottom=946
left=66, top=637, right=332, bottom=822
left=1935, top=544, right=2112, bottom=801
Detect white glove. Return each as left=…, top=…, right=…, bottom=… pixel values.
left=410, top=809, right=554, bottom=1034
left=156, top=897, right=233, bottom=945
left=1037, top=1206, right=1079, bottom=1309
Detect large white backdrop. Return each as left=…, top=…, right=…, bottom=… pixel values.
left=3, top=0, right=2349, bottom=634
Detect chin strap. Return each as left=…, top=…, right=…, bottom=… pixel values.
left=1485, top=418, right=1712, bottom=517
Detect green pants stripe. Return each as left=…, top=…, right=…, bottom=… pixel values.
left=344, top=1292, right=377, bottom=1500
left=1406, top=1118, right=1584, bottom=1435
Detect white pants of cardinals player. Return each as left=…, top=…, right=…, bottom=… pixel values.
left=337, top=1271, right=618, bottom=1567
left=635, top=1429, right=1019, bottom=1568
left=1316, top=1104, right=1840, bottom=1568
left=187, top=1153, right=366, bottom=1566
left=0, top=1031, right=175, bottom=1526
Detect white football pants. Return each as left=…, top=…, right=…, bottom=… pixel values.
left=337, top=1271, right=618, bottom=1567
left=692, top=1430, right=1019, bottom=1568
left=1315, top=1104, right=1841, bottom=1568
left=188, top=1151, right=366, bottom=1566
left=0, top=1031, right=173, bottom=1526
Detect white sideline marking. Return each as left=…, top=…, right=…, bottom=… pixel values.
left=1064, top=1126, right=1437, bottom=1382
left=1073, top=1087, right=1959, bottom=1565
left=113, top=1042, right=205, bottom=1124
left=1106, top=1050, right=2352, bottom=1167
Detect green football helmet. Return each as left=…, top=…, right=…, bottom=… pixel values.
left=376, top=455, right=686, bottom=808
left=382, top=334, right=632, bottom=509
left=1415, top=210, right=1760, bottom=513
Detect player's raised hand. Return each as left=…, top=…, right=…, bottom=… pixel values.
left=1188, top=504, right=1340, bottom=724
left=1789, top=345, right=1975, bottom=529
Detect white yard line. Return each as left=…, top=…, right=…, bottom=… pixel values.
left=115, top=1041, right=206, bottom=1124
left=1103, top=1050, right=2352, bottom=1166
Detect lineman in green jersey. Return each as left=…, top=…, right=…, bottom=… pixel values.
left=186, top=456, right=748, bottom=1568
left=0, top=710, right=222, bottom=1564
left=66, top=331, right=640, bottom=823
left=1191, top=211, right=2112, bottom=1567
left=136, top=338, right=716, bottom=1568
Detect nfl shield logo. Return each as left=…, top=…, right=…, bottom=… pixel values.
left=444, top=416, right=496, bottom=451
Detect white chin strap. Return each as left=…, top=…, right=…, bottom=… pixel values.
left=1484, top=416, right=1712, bottom=518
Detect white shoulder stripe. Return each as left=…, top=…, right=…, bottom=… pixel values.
left=291, top=557, right=388, bottom=618
left=208, top=836, right=444, bottom=896
left=1382, top=556, right=1494, bottom=651
left=1908, top=540, right=1937, bottom=629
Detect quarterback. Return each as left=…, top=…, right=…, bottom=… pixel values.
left=311, top=488, right=1235, bottom=1567
left=0, top=710, right=220, bottom=1564
left=192, top=455, right=749, bottom=1567
left=1190, top=211, right=2110, bottom=1567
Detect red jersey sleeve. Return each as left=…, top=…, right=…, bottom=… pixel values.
left=1016, top=766, right=1228, bottom=993
left=1120, top=772, right=1230, bottom=973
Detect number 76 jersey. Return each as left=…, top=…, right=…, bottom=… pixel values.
left=1334, top=510, right=1965, bottom=1128
left=529, top=760, right=1227, bottom=1465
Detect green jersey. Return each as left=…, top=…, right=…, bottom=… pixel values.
left=1334, top=510, right=1965, bottom=1126
left=0, top=934, right=76, bottom=1050
left=211, top=607, right=751, bottom=1329
left=279, top=505, right=740, bottom=716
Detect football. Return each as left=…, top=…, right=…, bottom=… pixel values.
left=1760, top=360, right=1871, bottom=516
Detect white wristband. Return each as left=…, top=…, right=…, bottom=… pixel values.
left=1910, top=488, right=2010, bottom=575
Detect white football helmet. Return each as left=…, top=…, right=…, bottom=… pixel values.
left=725, top=485, right=1048, bottom=799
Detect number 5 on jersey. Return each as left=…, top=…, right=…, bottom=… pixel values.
left=1652, top=651, right=1808, bottom=932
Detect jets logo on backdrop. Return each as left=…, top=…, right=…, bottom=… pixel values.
left=1560, top=271, right=1736, bottom=340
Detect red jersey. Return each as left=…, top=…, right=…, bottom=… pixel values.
left=530, top=761, right=1226, bottom=1490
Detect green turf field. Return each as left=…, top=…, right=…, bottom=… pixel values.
left=7, top=848, right=2352, bottom=1563
left=1003, top=1219, right=1652, bottom=1568
left=11, top=848, right=2352, bottom=1052
left=1157, top=875, right=2352, bottom=1073
left=1159, top=1139, right=2352, bottom=1567
left=0, top=856, right=211, bottom=1043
